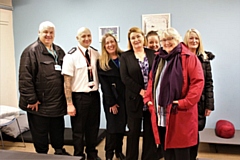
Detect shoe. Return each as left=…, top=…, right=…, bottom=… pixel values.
left=54, top=148, right=71, bottom=156
left=115, top=153, right=126, bottom=160
left=78, top=153, right=86, bottom=160
left=79, top=156, right=86, bottom=160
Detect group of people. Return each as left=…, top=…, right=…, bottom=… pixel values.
left=18, top=21, right=215, bottom=160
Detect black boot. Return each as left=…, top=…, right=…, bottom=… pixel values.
left=115, top=153, right=126, bottom=160
left=54, top=148, right=71, bottom=156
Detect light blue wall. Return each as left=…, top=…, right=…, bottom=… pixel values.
left=12, top=0, right=240, bottom=129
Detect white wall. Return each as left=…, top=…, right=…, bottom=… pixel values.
left=0, top=6, right=18, bottom=107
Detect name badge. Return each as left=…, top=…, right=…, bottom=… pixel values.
left=55, top=64, right=61, bottom=71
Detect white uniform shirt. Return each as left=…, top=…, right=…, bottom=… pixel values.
left=62, top=44, right=100, bottom=92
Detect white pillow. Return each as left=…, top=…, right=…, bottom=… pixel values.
left=1, top=114, right=29, bottom=138
left=0, top=105, right=20, bottom=118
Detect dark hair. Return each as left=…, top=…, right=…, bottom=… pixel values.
left=146, top=30, right=159, bottom=40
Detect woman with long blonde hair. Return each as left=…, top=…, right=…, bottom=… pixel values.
left=184, top=28, right=215, bottom=160
left=97, top=33, right=126, bottom=160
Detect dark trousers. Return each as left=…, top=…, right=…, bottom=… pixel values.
left=27, top=112, right=64, bottom=153
left=190, top=133, right=199, bottom=160
left=105, top=132, right=124, bottom=159
left=126, top=111, right=159, bottom=160
left=158, top=127, right=190, bottom=160
left=142, top=111, right=160, bottom=160
left=71, top=91, right=100, bottom=158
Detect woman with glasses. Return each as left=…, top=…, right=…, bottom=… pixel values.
left=144, top=27, right=204, bottom=160
left=184, top=28, right=215, bottom=160
left=120, top=27, right=159, bottom=160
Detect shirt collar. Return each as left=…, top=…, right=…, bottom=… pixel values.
left=78, top=44, right=90, bottom=53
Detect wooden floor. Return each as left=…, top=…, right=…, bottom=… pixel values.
left=1, top=137, right=240, bottom=160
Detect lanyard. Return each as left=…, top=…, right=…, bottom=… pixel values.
left=47, top=47, right=58, bottom=64
left=78, top=47, right=91, bottom=67
left=78, top=47, right=93, bottom=78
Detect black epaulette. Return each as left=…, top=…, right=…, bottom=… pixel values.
left=90, top=46, right=98, bottom=51
left=68, top=47, right=77, bottom=54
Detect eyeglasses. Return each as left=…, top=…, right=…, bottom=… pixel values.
left=160, top=37, right=174, bottom=42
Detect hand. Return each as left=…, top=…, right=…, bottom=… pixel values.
left=140, top=89, right=146, bottom=98
left=109, top=104, right=119, bottom=114
left=67, top=104, right=76, bottom=116
left=173, top=100, right=178, bottom=104
left=147, top=101, right=153, bottom=106
left=205, top=109, right=212, bottom=116
left=27, top=101, right=40, bottom=111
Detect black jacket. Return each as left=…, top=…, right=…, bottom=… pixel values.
left=19, top=39, right=67, bottom=117
left=197, top=51, right=215, bottom=131
left=120, top=48, right=155, bottom=118
left=97, top=57, right=126, bottom=133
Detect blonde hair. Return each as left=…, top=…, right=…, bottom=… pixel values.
left=99, top=33, right=122, bottom=71
left=160, top=27, right=182, bottom=43
left=183, top=28, right=208, bottom=59
left=127, top=27, right=147, bottom=50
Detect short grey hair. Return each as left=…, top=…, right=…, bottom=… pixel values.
left=76, top=27, right=90, bottom=36
left=39, top=21, right=55, bottom=32
left=160, top=27, right=182, bottom=43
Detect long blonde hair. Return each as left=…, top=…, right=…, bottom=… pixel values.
left=99, top=33, right=122, bottom=71
left=183, top=28, right=208, bottom=59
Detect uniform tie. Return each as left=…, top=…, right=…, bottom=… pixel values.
left=85, top=49, right=90, bottom=64
left=85, top=50, right=94, bottom=87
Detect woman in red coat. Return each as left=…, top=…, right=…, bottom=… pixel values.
left=144, top=27, right=204, bottom=160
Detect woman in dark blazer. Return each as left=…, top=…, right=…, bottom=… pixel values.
left=120, top=27, right=159, bottom=160
left=184, top=28, right=215, bottom=160
left=97, top=33, right=126, bottom=160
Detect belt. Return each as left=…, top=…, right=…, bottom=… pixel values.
left=73, top=90, right=98, bottom=96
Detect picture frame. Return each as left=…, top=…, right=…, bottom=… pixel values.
left=142, top=13, right=171, bottom=36
left=99, top=26, right=120, bottom=42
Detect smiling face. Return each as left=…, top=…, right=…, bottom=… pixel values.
left=187, top=32, right=199, bottom=52
left=38, top=26, right=55, bottom=48
left=159, top=28, right=182, bottom=54
left=76, top=28, right=92, bottom=48
left=160, top=37, right=179, bottom=54
left=147, top=35, right=160, bottom=51
left=129, top=32, right=145, bottom=50
left=104, top=36, right=117, bottom=55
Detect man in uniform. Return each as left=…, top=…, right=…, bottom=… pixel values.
left=19, top=21, right=69, bottom=155
left=62, top=27, right=101, bottom=160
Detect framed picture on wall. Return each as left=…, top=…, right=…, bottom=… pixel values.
left=99, top=26, right=120, bottom=42
left=142, top=13, right=171, bottom=36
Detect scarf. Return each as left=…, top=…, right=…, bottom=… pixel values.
left=157, top=44, right=183, bottom=109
